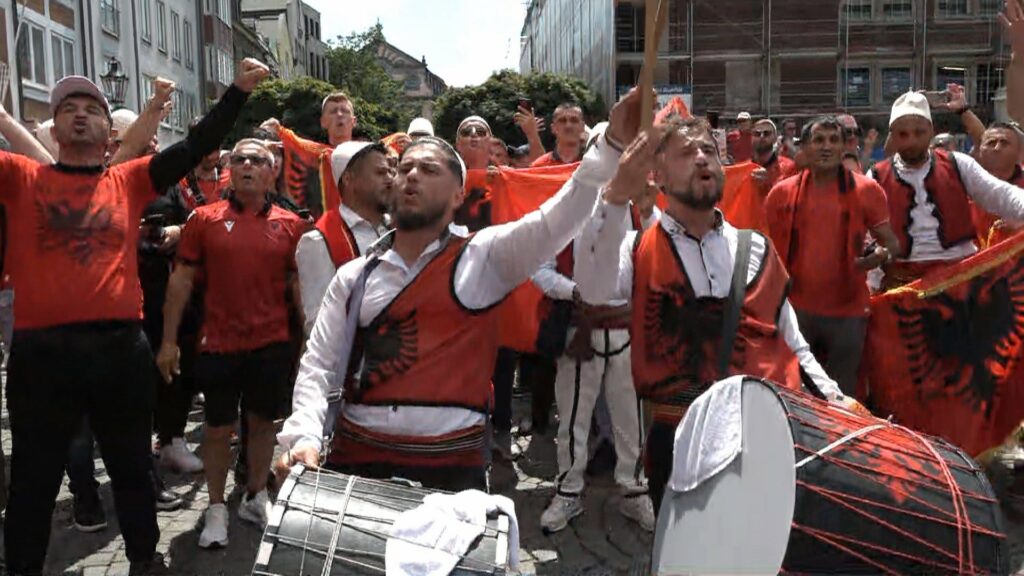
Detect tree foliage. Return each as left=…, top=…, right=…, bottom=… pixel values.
left=432, top=69, right=606, bottom=148
left=227, top=76, right=335, bottom=144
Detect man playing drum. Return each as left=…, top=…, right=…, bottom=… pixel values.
left=275, top=89, right=656, bottom=491
left=574, top=116, right=858, bottom=511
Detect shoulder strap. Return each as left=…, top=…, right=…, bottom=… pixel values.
left=718, top=229, right=753, bottom=379
left=185, top=172, right=208, bottom=207
left=322, top=256, right=384, bottom=440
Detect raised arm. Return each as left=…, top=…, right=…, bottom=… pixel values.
left=110, top=78, right=175, bottom=166
left=955, top=152, right=1024, bottom=220
left=148, top=58, right=269, bottom=191
left=0, top=102, right=53, bottom=163
left=514, top=106, right=547, bottom=163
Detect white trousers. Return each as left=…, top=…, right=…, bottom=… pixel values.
left=554, top=327, right=646, bottom=496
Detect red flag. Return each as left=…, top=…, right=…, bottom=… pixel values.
left=466, top=164, right=579, bottom=352
left=861, top=233, right=1024, bottom=456
left=278, top=127, right=340, bottom=218
left=718, top=162, right=770, bottom=235
left=654, top=96, right=692, bottom=125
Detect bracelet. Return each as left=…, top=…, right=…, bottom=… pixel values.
left=604, top=132, right=625, bottom=153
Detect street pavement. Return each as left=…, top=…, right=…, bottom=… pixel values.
left=0, top=394, right=1022, bottom=575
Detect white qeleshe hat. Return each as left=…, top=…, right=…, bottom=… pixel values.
left=331, top=141, right=374, bottom=185
left=737, top=112, right=752, bottom=121
left=890, top=91, right=932, bottom=127
left=407, top=117, right=434, bottom=137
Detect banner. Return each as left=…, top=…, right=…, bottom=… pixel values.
left=719, top=161, right=770, bottom=236
left=278, top=128, right=341, bottom=218
left=861, top=232, right=1024, bottom=456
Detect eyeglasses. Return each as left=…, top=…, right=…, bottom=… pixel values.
left=459, top=125, right=489, bottom=138
left=229, top=154, right=270, bottom=167
left=753, top=130, right=775, bottom=138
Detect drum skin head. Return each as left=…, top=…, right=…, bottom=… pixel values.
left=652, top=380, right=796, bottom=575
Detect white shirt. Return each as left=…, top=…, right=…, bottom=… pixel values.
left=867, top=151, right=1024, bottom=262
left=278, top=137, right=623, bottom=452
left=575, top=207, right=844, bottom=401
left=295, top=204, right=387, bottom=335
left=531, top=206, right=660, bottom=304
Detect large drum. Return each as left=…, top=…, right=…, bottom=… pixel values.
left=252, top=466, right=511, bottom=575
left=653, top=377, right=1010, bottom=575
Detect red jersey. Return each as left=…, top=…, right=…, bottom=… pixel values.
left=0, top=153, right=158, bottom=330
left=177, top=198, right=306, bottom=353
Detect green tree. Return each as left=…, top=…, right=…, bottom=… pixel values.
left=432, top=69, right=606, bottom=148
left=227, top=76, right=335, bottom=144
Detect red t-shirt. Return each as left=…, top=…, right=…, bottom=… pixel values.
left=784, top=179, right=889, bottom=317
left=0, top=152, right=157, bottom=330
left=177, top=199, right=305, bottom=353
left=531, top=152, right=563, bottom=168
left=727, top=130, right=753, bottom=163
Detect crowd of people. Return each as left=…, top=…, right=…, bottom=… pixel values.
left=2, top=2, right=1024, bottom=575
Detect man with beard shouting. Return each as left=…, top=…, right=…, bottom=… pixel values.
left=274, top=89, right=653, bottom=491
left=575, top=116, right=854, bottom=512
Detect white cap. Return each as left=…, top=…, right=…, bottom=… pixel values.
left=890, top=91, right=932, bottom=127
left=407, top=117, right=434, bottom=137
left=331, top=141, right=374, bottom=186
left=50, top=76, right=110, bottom=118
left=737, top=111, right=752, bottom=121
left=457, top=115, right=491, bottom=134
left=110, top=109, right=138, bottom=138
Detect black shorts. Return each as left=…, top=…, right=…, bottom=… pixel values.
left=197, top=342, right=293, bottom=426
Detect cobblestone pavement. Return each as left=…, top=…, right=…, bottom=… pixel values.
left=1, top=396, right=1023, bottom=575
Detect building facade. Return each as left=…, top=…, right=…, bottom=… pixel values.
left=375, top=40, right=447, bottom=119
left=240, top=0, right=327, bottom=81
left=521, top=0, right=1010, bottom=124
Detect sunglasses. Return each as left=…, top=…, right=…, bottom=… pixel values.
left=753, top=130, right=775, bottom=138
left=459, top=125, right=489, bottom=138
left=229, top=153, right=270, bottom=167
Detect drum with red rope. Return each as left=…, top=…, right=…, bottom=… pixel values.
left=652, top=377, right=1010, bottom=575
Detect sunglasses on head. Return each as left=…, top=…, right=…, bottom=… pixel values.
left=459, top=125, right=489, bottom=138
left=229, top=153, right=270, bottom=167
left=753, top=129, right=775, bottom=138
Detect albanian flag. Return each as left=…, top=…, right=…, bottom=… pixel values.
left=860, top=232, right=1024, bottom=456
left=718, top=161, right=770, bottom=236
left=278, top=127, right=341, bottom=219
left=465, top=164, right=579, bottom=352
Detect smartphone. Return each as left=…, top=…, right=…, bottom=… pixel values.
left=923, top=90, right=951, bottom=108
left=518, top=97, right=533, bottom=113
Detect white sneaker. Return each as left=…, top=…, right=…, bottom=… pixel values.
left=198, top=503, right=229, bottom=549
left=238, top=489, right=272, bottom=528
left=619, top=493, right=655, bottom=532
left=160, top=438, right=204, bottom=473
left=540, top=494, right=583, bottom=534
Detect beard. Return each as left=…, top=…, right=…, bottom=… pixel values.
left=900, top=147, right=929, bottom=165
left=393, top=200, right=447, bottom=231
left=753, top=142, right=774, bottom=156
left=667, top=173, right=725, bottom=211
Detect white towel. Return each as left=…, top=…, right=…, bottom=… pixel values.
left=385, top=489, right=520, bottom=576
left=668, top=375, right=745, bottom=493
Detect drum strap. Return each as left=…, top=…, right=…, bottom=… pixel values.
left=322, top=256, right=384, bottom=441
left=717, top=229, right=752, bottom=379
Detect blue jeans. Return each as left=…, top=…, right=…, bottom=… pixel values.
left=66, top=418, right=99, bottom=499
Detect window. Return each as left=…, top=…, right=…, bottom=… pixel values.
left=976, top=63, right=1004, bottom=104
left=844, top=0, right=873, bottom=20
left=206, top=46, right=233, bottom=85
left=615, top=3, right=645, bottom=53
left=404, top=74, right=420, bottom=91
left=16, top=23, right=46, bottom=86
left=882, top=0, right=913, bottom=19
left=844, top=67, right=872, bottom=106
left=100, top=0, right=119, bottom=36
left=156, top=1, right=167, bottom=52
left=51, top=33, right=75, bottom=81
left=980, top=0, right=1002, bottom=16
left=171, top=11, right=181, bottom=61
left=140, top=0, right=151, bottom=43
left=207, top=0, right=230, bottom=24
left=881, top=67, right=912, bottom=104
left=937, top=0, right=969, bottom=17
left=936, top=65, right=966, bottom=90
left=184, top=19, right=194, bottom=69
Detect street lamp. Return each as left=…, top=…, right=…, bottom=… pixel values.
left=100, top=58, right=129, bottom=109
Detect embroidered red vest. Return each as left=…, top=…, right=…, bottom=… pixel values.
left=341, top=236, right=498, bottom=413
left=631, top=226, right=800, bottom=402
left=872, top=149, right=973, bottom=254
left=314, top=207, right=360, bottom=268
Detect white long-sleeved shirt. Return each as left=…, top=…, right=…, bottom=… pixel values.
left=295, top=204, right=387, bottom=335
left=278, top=136, right=623, bottom=453
left=531, top=206, right=661, bottom=304
left=866, top=151, right=1024, bottom=262
left=575, top=207, right=844, bottom=401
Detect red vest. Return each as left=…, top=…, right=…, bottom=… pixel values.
left=631, top=225, right=800, bottom=403
left=973, top=165, right=1024, bottom=248
left=341, top=236, right=498, bottom=413
left=872, top=149, right=973, bottom=254
left=313, top=207, right=360, bottom=268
